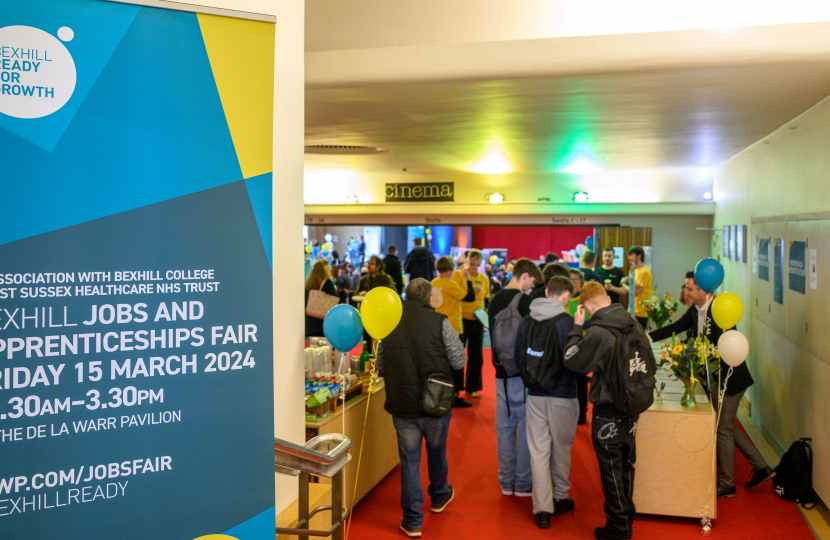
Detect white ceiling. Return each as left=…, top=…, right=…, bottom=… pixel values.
left=304, top=14, right=830, bottom=207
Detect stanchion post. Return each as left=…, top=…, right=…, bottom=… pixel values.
left=332, top=469, right=343, bottom=540
left=299, top=471, right=310, bottom=531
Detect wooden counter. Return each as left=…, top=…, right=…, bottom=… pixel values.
left=633, top=373, right=717, bottom=519
left=306, top=379, right=400, bottom=509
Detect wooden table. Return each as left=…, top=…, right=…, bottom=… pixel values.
left=306, top=379, right=399, bottom=509
left=633, top=372, right=717, bottom=520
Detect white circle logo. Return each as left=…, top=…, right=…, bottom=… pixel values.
left=0, top=25, right=77, bottom=119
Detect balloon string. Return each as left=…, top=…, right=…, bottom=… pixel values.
left=344, top=338, right=379, bottom=540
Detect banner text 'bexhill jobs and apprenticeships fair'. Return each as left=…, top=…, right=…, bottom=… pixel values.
left=0, top=268, right=260, bottom=517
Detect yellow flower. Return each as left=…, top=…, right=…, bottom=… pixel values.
left=663, top=294, right=670, bottom=300
left=660, top=353, right=669, bottom=360
left=668, top=310, right=675, bottom=316
left=672, top=345, right=683, bottom=355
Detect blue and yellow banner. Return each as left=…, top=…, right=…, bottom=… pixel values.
left=0, top=1, right=275, bottom=538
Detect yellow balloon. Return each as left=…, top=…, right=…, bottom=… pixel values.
left=360, top=287, right=403, bottom=340
left=489, top=255, right=497, bottom=264
left=305, top=245, right=312, bottom=254
left=711, top=292, right=743, bottom=330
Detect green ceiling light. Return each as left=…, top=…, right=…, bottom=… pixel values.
left=573, top=191, right=590, bottom=203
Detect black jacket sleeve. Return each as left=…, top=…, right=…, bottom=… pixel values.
left=648, top=305, right=695, bottom=342
left=461, top=280, right=475, bottom=302
left=563, top=325, right=612, bottom=375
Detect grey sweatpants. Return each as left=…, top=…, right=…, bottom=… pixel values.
left=526, top=395, right=579, bottom=514
left=714, top=389, right=768, bottom=488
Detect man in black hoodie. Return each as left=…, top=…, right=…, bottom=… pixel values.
left=404, top=237, right=436, bottom=282
left=384, top=245, right=405, bottom=294
left=563, top=282, right=638, bottom=540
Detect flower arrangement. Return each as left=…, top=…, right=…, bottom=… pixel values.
left=657, top=333, right=721, bottom=407
left=640, top=288, right=680, bottom=329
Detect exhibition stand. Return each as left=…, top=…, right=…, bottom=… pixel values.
left=634, top=369, right=717, bottom=519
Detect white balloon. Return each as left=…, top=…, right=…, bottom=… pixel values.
left=718, top=330, right=749, bottom=367
left=575, top=243, right=586, bottom=256
left=324, top=233, right=333, bottom=242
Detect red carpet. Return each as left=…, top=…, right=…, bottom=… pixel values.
left=346, top=349, right=814, bottom=539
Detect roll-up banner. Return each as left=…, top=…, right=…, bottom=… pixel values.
left=0, top=1, right=276, bottom=538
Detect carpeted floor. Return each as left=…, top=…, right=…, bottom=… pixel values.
left=346, top=348, right=814, bottom=539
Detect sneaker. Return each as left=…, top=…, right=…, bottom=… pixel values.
left=717, top=484, right=736, bottom=498
left=468, top=391, right=480, bottom=398
left=400, top=520, right=421, bottom=538
left=501, top=487, right=514, bottom=496
left=431, top=485, right=455, bottom=513
left=452, top=397, right=472, bottom=408
left=514, top=487, right=532, bottom=497
left=552, top=497, right=575, bottom=516
left=535, top=511, right=551, bottom=529
left=745, top=466, right=775, bottom=488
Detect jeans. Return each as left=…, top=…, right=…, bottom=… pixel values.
left=462, top=318, right=484, bottom=392
left=592, top=415, right=637, bottom=538
left=392, top=414, right=452, bottom=529
left=713, top=389, right=768, bottom=488
left=495, top=377, right=531, bottom=491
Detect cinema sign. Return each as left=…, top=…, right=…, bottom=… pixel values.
left=386, top=182, right=454, bottom=202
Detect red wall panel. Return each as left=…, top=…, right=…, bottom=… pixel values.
left=471, top=226, right=594, bottom=261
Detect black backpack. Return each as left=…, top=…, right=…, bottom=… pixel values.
left=518, top=313, right=568, bottom=391
left=491, top=292, right=525, bottom=377
left=608, top=320, right=656, bottom=417
left=773, top=438, right=817, bottom=508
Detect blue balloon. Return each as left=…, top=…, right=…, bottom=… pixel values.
left=585, top=236, right=595, bottom=251
left=323, top=304, right=364, bottom=352
left=694, top=257, right=724, bottom=293
left=311, top=246, right=319, bottom=256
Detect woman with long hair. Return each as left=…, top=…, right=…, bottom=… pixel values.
left=305, top=259, right=338, bottom=337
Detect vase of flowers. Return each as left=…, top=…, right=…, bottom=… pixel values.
left=640, top=288, right=680, bottom=329
left=658, top=334, right=720, bottom=408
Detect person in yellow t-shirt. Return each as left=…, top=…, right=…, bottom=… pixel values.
left=452, top=249, right=490, bottom=398
left=621, top=245, right=652, bottom=331
left=432, top=256, right=475, bottom=407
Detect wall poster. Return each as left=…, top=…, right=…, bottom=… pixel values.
left=788, top=241, right=807, bottom=294
left=773, top=238, right=785, bottom=304
left=758, top=238, right=770, bottom=281
left=0, top=1, right=276, bottom=539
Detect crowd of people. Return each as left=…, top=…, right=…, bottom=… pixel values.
left=303, top=239, right=774, bottom=539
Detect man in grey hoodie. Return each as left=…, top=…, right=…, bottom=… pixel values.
left=514, top=276, right=578, bottom=529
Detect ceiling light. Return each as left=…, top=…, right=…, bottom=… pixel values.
left=344, top=195, right=359, bottom=204
left=561, top=155, right=603, bottom=175
left=468, top=142, right=513, bottom=175
left=703, top=192, right=713, bottom=200
left=488, top=193, right=504, bottom=204
left=573, top=191, right=590, bottom=203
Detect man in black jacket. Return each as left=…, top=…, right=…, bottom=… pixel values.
left=404, top=237, right=437, bottom=282
left=378, top=278, right=467, bottom=538
left=649, top=272, right=772, bottom=497
left=563, top=283, right=639, bottom=540
left=383, top=245, right=405, bottom=294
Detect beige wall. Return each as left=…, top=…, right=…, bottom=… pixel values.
left=713, top=94, right=830, bottom=504
left=166, top=0, right=305, bottom=515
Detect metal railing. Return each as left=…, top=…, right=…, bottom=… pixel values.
left=275, top=434, right=352, bottom=540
